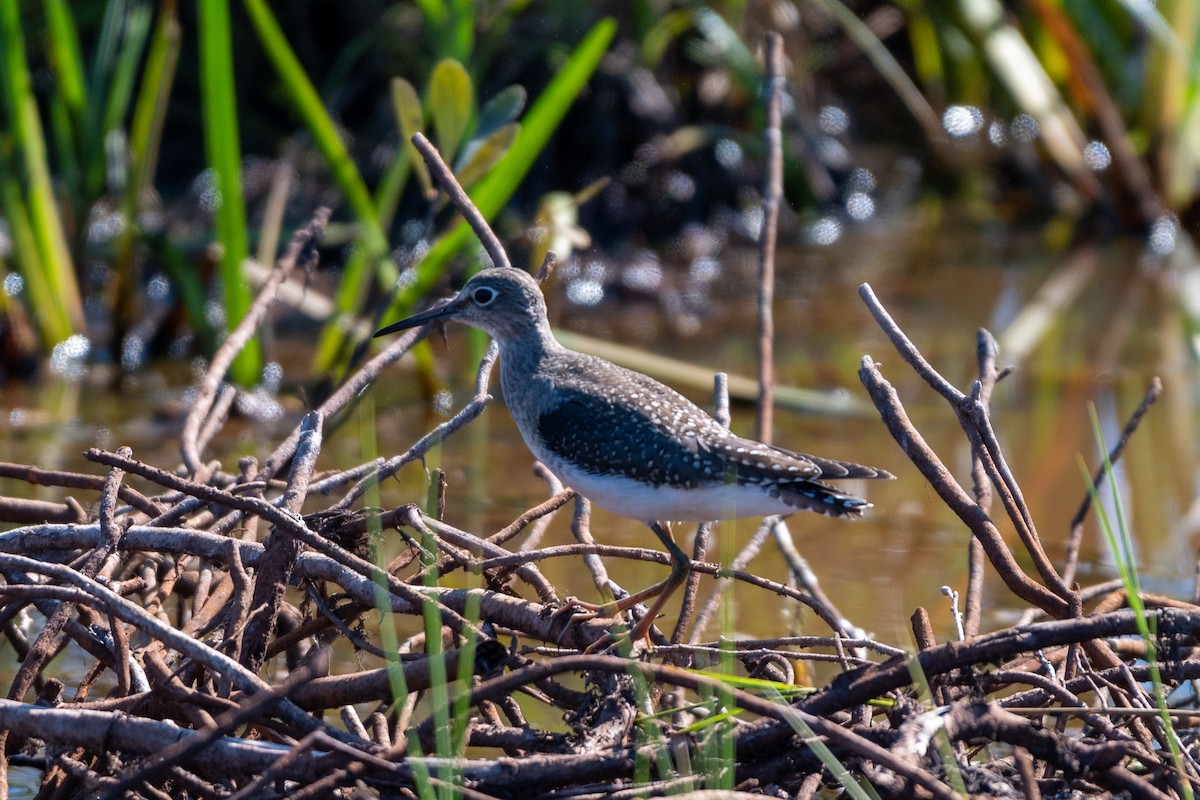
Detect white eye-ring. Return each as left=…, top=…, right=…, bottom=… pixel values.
left=472, top=286, right=498, bottom=305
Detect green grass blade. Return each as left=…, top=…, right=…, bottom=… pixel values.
left=44, top=0, right=87, bottom=119
left=761, top=685, right=881, bottom=800
left=111, top=3, right=179, bottom=316
left=808, top=0, right=942, bottom=141
left=198, top=0, right=259, bottom=384
left=0, top=1, right=82, bottom=344
left=82, top=0, right=130, bottom=195
left=44, top=0, right=87, bottom=195
left=1082, top=404, right=1192, bottom=800
left=357, top=396, right=438, bottom=800
left=127, top=5, right=179, bottom=203
left=0, top=165, right=58, bottom=344
left=100, top=1, right=152, bottom=167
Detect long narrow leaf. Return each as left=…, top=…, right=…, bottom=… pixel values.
left=44, top=0, right=87, bottom=195
left=393, top=77, right=432, bottom=196
left=44, top=0, right=87, bottom=118
left=0, top=1, right=82, bottom=344
left=198, top=0, right=259, bottom=384
left=100, top=1, right=152, bottom=181
left=1082, top=405, right=1192, bottom=800
left=112, top=3, right=181, bottom=320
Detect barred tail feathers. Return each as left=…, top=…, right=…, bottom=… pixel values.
left=777, top=479, right=873, bottom=517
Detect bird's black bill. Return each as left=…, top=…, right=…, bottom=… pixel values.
left=373, top=302, right=455, bottom=338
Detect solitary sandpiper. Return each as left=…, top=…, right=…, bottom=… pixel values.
left=376, top=267, right=891, bottom=641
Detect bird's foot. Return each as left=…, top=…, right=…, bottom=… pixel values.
left=549, top=597, right=659, bottom=655
left=581, top=612, right=662, bottom=656
left=548, top=596, right=616, bottom=626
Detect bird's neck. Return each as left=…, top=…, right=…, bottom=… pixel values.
left=495, top=324, right=564, bottom=419
left=496, top=324, right=561, bottom=372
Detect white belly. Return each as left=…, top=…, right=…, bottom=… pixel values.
left=541, top=454, right=792, bottom=522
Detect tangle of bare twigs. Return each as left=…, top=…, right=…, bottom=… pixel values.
left=0, top=120, right=1195, bottom=800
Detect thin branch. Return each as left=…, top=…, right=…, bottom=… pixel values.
left=180, top=207, right=329, bottom=475
left=1063, top=377, right=1162, bottom=586
left=411, top=132, right=511, bottom=271
left=755, top=32, right=784, bottom=443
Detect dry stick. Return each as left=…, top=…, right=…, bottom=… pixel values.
left=516, top=464, right=569, bottom=553
left=179, top=207, right=330, bottom=475
left=4, top=447, right=136, bottom=732
left=357, top=486, right=574, bottom=579
left=415, top=653, right=958, bottom=800
left=962, top=393, right=1073, bottom=600
left=82, top=448, right=475, bottom=637
left=862, top=283, right=1071, bottom=601
left=97, top=452, right=134, bottom=696
left=0, top=554, right=349, bottom=747
left=1063, top=377, right=1162, bottom=588
left=965, top=330, right=1001, bottom=638
left=0, top=497, right=86, bottom=525
left=241, top=411, right=324, bottom=673
left=986, top=669, right=1150, bottom=756
left=856, top=289, right=1071, bottom=618
left=193, top=383, right=237, bottom=461
left=688, top=520, right=774, bottom=643
left=106, top=661, right=328, bottom=798
left=410, top=132, right=512, bottom=271
left=510, top=483, right=573, bottom=551
left=943, top=702, right=1171, bottom=800
left=472, top=543, right=846, bottom=637
left=93, top=447, right=132, bottom=575
left=756, top=31, right=783, bottom=444
left=0, top=700, right=340, bottom=783
left=675, top=373, right=729, bottom=646
left=0, top=462, right=162, bottom=517
left=533, top=251, right=558, bottom=283
left=858, top=355, right=1069, bottom=617
left=1014, top=747, right=1043, bottom=800
left=771, top=516, right=863, bottom=641
left=569, top=495, right=612, bottom=601
left=402, top=507, right=559, bottom=604
left=331, top=131, right=517, bottom=504
left=799, top=608, right=1177, bottom=723
left=0, top=523, right=612, bottom=651
left=269, top=257, right=559, bottom=489
left=333, top=340, right=498, bottom=510
left=260, top=326, right=425, bottom=485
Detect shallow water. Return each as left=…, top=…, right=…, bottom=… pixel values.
left=1, top=215, right=1195, bottom=697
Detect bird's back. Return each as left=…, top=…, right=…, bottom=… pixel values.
left=499, top=343, right=889, bottom=522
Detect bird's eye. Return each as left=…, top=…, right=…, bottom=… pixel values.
left=472, top=287, right=497, bottom=306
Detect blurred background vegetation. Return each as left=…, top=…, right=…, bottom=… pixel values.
left=0, top=0, right=1196, bottom=386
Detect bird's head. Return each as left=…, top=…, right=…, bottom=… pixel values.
left=374, top=268, right=548, bottom=342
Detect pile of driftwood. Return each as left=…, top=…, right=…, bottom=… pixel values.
left=1, top=138, right=1199, bottom=800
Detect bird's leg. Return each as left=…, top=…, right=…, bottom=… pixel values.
left=558, top=521, right=692, bottom=624
left=575, top=522, right=692, bottom=654
left=624, top=520, right=691, bottom=642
